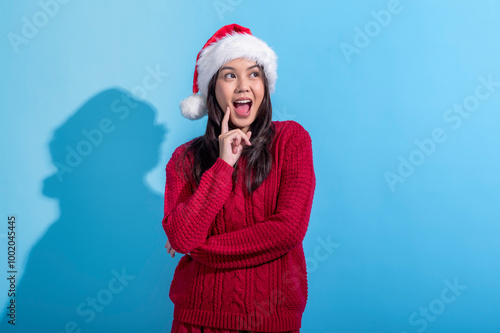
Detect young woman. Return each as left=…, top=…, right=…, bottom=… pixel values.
left=162, top=24, right=316, bottom=333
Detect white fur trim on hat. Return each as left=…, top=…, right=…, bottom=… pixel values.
left=196, top=33, right=278, bottom=98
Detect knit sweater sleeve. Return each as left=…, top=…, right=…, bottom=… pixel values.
left=189, top=126, right=316, bottom=269
left=162, top=145, right=234, bottom=254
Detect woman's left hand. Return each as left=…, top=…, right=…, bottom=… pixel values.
left=165, top=239, right=175, bottom=258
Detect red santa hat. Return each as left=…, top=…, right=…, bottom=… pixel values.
left=180, top=23, right=278, bottom=120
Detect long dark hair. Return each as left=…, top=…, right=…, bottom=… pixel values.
left=177, top=64, right=276, bottom=197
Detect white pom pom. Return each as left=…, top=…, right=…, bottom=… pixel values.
left=180, top=94, right=207, bottom=120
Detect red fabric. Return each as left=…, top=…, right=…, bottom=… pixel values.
left=171, top=319, right=300, bottom=333
left=163, top=120, right=316, bottom=332
left=193, top=23, right=252, bottom=94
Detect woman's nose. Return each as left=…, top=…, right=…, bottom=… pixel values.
left=235, top=77, right=250, bottom=93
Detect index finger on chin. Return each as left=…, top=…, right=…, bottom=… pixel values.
left=221, top=106, right=230, bottom=134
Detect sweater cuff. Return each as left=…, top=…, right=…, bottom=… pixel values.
left=211, top=157, right=234, bottom=174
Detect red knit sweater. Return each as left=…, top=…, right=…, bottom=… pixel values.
left=162, top=120, right=316, bottom=332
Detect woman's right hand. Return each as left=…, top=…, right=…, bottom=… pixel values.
left=165, top=239, right=175, bottom=258
left=219, top=106, right=252, bottom=167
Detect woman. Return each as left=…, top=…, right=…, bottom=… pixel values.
left=163, top=24, right=316, bottom=333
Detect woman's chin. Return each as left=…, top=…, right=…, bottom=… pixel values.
left=231, top=121, right=251, bottom=131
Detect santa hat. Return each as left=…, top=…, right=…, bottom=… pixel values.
left=180, top=23, right=278, bottom=120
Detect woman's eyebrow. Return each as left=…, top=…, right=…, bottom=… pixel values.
left=219, top=64, right=260, bottom=71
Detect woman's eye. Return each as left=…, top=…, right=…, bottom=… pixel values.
left=250, top=72, right=260, bottom=78
left=224, top=73, right=235, bottom=79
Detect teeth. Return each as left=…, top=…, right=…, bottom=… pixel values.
left=234, top=100, right=251, bottom=104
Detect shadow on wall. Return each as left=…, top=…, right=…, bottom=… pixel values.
left=1, top=88, right=175, bottom=332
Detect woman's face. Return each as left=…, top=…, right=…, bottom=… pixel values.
left=215, top=57, right=265, bottom=133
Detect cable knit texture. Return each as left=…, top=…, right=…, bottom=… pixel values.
left=162, top=120, right=316, bottom=332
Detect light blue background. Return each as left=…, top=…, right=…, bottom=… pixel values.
left=2, top=0, right=500, bottom=332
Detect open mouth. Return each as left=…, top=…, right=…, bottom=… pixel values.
left=233, top=99, right=252, bottom=116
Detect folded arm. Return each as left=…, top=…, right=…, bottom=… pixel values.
left=189, top=133, right=316, bottom=269
left=162, top=146, right=234, bottom=254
